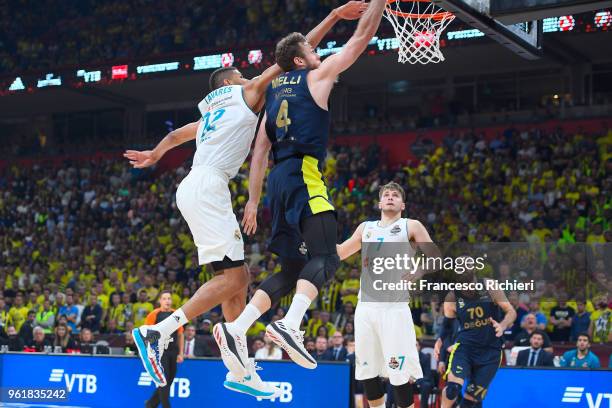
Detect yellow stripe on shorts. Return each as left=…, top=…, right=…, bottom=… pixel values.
left=444, top=342, right=460, bottom=380
left=302, top=155, right=334, bottom=215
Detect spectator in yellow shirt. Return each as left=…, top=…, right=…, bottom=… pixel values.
left=142, top=275, right=159, bottom=302
left=92, top=283, right=109, bottom=310
left=340, top=268, right=360, bottom=306
left=306, top=310, right=322, bottom=337
left=8, top=292, right=29, bottom=332
left=589, top=295, right=611, bottom=344
left=133, top=290, right=154, bottom=328
left=246, top=320, right=266, bottom=338
left=587, top=223, right=606, bottom=244
left=0, top=297, right=8, bottom=328
left=107, top=293, right=126, bottom=332
left=311, top=311, right=337, bottom=337
left=25, top=291, right=40, bottom=313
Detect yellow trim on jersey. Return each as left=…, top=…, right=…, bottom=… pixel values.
left=302, top=155, right=334, bottom=214
left=444, top=342, right=460, bottom=380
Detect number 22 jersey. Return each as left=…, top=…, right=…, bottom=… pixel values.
left=193, top=85, right=258, bottom=178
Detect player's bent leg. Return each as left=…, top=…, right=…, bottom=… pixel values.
left=259, top=258, right=304, bottom=306
left=220, top=265, right=249, bottom=322
left=269, top=212, right=338, bottom=369
left=442, top=372, right=464, bottom=408
left=392, top=382, right=415, bottom=408
left=463, top=358, right=499, bottom=406
left=217, top=259, right=304, bottom=378
left=209, top=266, right=250, bottom=377
left=134, top=259, right=248, bottom=386
left=182, top=258, right=248, bottom=319
left=362, top=376, right=386, bottom=408
left=296, top=211, right=339, bottom=292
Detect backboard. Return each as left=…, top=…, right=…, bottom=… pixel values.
left=433, top=0, right=543, bottom=59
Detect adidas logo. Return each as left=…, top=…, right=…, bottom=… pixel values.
left=174, top=315, right=180, bottom=322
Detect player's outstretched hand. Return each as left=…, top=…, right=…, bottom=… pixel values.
left=124, top=150, right=158, bottom=168
left=335, top=0, right=369, bottom=20
left=242, top=200, right=258, bottom=235
left=490, top=317, right=504, bottom=337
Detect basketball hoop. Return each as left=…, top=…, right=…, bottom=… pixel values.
left=385, top=0, right=455, bottom=64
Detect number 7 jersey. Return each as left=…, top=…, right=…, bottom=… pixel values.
left=193, top=85, right=259, bottom=178
left=265, top=69, right=330, bottom=163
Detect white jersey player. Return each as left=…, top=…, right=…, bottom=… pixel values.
left=125, top=66, right=280, bottom=397
left=337, top=182, right=438, bottom=408
left=123, top=1, right=370, bottom=398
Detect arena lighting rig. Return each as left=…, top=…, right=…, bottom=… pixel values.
left=1, top=9, right=610, bottom=96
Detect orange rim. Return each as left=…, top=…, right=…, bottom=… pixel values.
left=386, top=0, right=454, bottom=20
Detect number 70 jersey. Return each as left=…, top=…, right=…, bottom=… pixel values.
left=193, top=85, right=259, bottom=178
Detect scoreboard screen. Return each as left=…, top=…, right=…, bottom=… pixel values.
left=490, top=0, right=612, bottom=23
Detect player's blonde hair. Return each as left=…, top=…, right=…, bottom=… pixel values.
left=275, top=32, right=308, bottom=72
left=378, top=182, right=406, bottom=201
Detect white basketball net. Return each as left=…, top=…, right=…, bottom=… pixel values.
left=384, top=0, right=455, bottom=65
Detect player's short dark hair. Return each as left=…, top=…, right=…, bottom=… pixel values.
left=275, top=32, right=308, bottom=72
left=379, top=182, right=406, bottom=201
left=209, top=67, right=237, bottom=91
left=577, top=332, right=591, bottom=342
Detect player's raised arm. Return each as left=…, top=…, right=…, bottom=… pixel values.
left=487, top=284, right=517, bottom=338
left=242, top=114, right=272, bottom=235
left=337, top=222, right=366, bottom=260
left=244, top=1, right=368, bottom=111
left=312, top=0, right=386, bottom=81
left=305, top=1, right=368, bottom=48
left=124, top=121, right=199, bottom=168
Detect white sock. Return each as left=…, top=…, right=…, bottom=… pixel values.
left=229, top=304, right=262, bottom=334
left=283, top=293, right=311, bottom=330
left=155, top=308, right=188, bottom=336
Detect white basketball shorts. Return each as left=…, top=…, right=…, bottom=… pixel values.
left=354, top=302, right=423, bottom=385
left=176, top=165, right=244, bottom=265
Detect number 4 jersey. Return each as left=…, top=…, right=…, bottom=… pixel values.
left=193, top=85, right=259, bottom=178
left=265, top=69, right=330, bottom=163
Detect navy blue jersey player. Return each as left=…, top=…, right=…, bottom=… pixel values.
left=214, top=0, right=390, bottom=383
left=435, top=272, right=517, bottom=408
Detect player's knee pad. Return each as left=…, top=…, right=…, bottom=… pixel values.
left=361, top=377, right=385, bottom=402
left=392, top=382, right=414, bottom=408
left=298, top=253, right=340, bottom=290
left=258, top=259, right=303, bottom=305
left=459, top=398, right=481, bottom=408
left=445, top=382, right=462, bottom=401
